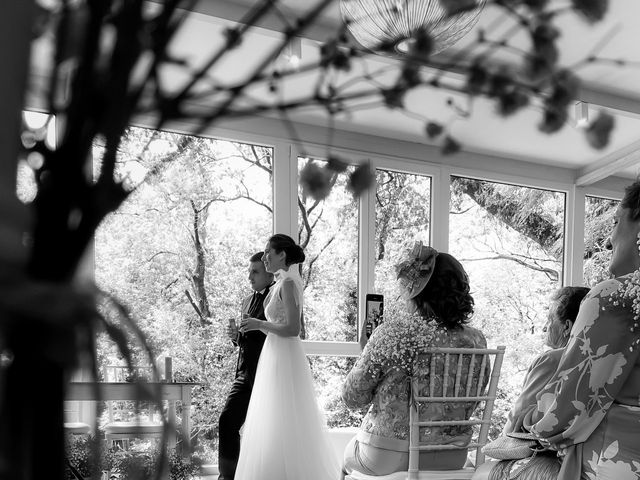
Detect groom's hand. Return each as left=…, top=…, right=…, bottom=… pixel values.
left=240, top=316, right=262, bottom=333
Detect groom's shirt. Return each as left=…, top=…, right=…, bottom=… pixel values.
left=235, top=285, right=270, bottom=381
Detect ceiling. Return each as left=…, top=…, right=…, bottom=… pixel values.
left=30, top=0, right=640, bottom=186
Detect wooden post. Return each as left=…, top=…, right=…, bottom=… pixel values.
left=0, top=0, right=32, bottom=269
left=164, top=356, right=173, bottom=382
left=0, top=3, right=51, bottom=480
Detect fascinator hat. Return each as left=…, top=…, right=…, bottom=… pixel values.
left=395, top=241, right=439, bottom=299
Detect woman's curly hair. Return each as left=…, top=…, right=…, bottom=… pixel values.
left=412, top=253, right=474, bottom=329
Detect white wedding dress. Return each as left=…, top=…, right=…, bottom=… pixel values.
left=235, top=267, right=340, bottom=480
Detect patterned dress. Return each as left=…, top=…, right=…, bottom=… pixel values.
left=503, top=348, right=564, bottom=434
left=342, top=318, right=487, bottom=475
left=523, top=275, right=640, bottom=480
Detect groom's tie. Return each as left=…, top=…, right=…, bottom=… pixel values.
left=248, top=291, right=262, bottom=317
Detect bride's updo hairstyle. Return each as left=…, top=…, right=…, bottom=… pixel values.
left=268, top=234, right=306, bottom=265
left=413, top=253, right=474, bottom=330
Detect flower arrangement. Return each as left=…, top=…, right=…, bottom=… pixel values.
left=367, top=312, right=446, bottom=374
left=607, top=268, right=640, bottom=351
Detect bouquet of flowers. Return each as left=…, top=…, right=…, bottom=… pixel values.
left=366, top=312, right=446, bottom=374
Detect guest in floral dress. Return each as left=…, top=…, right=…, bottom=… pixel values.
left=341, top=243, right=488, bottom=477
left=520, top=180, right=640, bottom=480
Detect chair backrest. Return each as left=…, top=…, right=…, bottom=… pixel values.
left=408, top=346, right=506, bottom=479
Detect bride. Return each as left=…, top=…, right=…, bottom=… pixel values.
left=236, top=234, right=340, bottom=480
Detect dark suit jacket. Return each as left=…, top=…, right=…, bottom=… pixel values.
left=235, top=286, right=270, bottom=380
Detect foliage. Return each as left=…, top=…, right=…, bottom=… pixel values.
left=94, top=124, right=618, bottom=460
left=4, top=0, right=625, bottom=477
left=584, top=196, right=618, bottom=285
left=65, top=435, right=202, bottom=480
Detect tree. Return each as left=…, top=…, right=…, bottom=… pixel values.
left=2, top=0, right=625, bottom=477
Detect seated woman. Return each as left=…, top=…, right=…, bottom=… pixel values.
left=522, top=181, right=640, bottom=479
left=503, top=286, right=590, bottom=434
left=481, top=180, right=640, bottom=480
left=473, top=286, right=589, bottom=480
left=341, top=243, right=488, bottom=478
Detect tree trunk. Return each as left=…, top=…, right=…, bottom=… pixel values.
left=189, top=201, right=211, bottom=325
left=0, top=3, right=68, bottom=480
left=451, top=177, right=562, bottom=259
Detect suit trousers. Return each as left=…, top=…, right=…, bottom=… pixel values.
left=218, top=373, right=253, bottom=480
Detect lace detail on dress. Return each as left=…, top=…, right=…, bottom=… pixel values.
left=264, top=266, right=303, bottom=325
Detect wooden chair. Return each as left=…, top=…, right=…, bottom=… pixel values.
left=102, top=358, right=175, bottom=449
left=346, top=346, right=506, bottom=480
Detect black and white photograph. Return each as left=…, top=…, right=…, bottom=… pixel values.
left=2, top=1, right=640, bottom=480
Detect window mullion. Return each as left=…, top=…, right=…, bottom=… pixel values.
left=566, top=186, right=585, bottom=286
left=358, top=166, right=376, bottom=349
left=273, top=141, right=297, bottom=237
left=432, top=167, right=451, bottom=252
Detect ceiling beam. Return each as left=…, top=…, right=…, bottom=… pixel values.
left=580, top=86, right=640, bottom=118
left=155, top=0, right=338, bottom=42
left=576, top=138, right=640, bottom=186
left=173, top=1, right=640, bottom=118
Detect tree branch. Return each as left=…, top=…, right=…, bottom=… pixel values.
left=459, top=254, right=559, bottom=282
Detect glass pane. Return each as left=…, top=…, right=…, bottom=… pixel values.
left=374, top=169, right=431, bottom=320
left=95, top=126, right=273, bottom=463
left=308, top=355, right=365, bottom=428
left=584, top=195, right=618, bottom=286
left=449, top=176, right=565, bottom=437
left=297, top=157, right=359, bottom=341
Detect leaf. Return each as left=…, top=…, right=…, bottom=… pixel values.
left=299, top=161, right=334, bottom=201
left=524, top=0, right=550, bottom=10
left=348, top=162, right=375, bottom=197
left=439, top=0, right=481, bottom=16
left=538, top=107, right=567, bottom=134
left=602, top=440, right=619, bottom=460
left=586, top=111, right=614, bottom=150
left=425, top=122, right=444, bottom=139
left=596, top=344, right=607, bottom=356
left=441, top=136, right=461, bottom=156
left=326, top=155, right=349, bottom=173
left=466, top=61, right=488, bottom=95
left=571, top=400, right=586, bottom=411
left=572, top=0, right=609, bottom=23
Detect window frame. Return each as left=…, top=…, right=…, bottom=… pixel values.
left=113, top=117, right=629, bottom=358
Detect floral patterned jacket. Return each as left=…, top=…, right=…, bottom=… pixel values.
left=342, top=318, right=487, bottom=449
left=524, top=275, right=640, bottom=480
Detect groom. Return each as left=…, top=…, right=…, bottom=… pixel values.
left=218, top=251, right=273, bottom=480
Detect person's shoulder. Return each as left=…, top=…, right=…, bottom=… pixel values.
left=280, top=277, right=297, bottom=291
left=530, top=348, right=563, bottom=370
left=587, top=277, right=624, bottom=299
left=459, top=324, right=488, bottom=347
left=432, top=324, right=487, bottom=348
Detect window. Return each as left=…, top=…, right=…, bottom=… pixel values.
left=297, top=157, right=359, bottom=341
left=374, top=169, right=432, bottom=318
left=449, top=176, right=566, bottom=434
left=584, top=195, right=618, bottom=286
left=95, top=126, right=273, bottom=461
left=309, top=355, right=364, bottom=428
